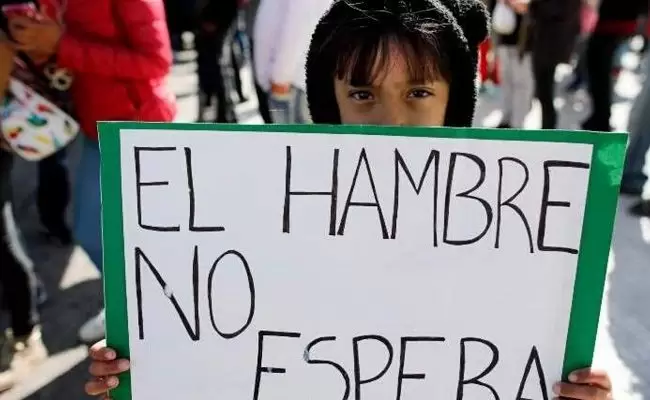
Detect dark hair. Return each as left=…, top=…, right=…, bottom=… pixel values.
left=306, top=0, right=489, bottom=127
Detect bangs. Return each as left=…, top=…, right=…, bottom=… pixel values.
left=333, top=28, right=451, bottom=86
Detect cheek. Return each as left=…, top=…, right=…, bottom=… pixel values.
left=412, top=97, right=448, bottom=126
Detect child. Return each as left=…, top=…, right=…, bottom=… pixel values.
left=84, top=1, right=613, bottom=399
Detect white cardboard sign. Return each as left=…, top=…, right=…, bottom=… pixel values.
left=99, top=123, right=626, bottom=400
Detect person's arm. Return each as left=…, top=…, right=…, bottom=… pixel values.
left=0, top=34, right=14, bottom=100
left=56, top=0, right=172, bottom=80
left=269, top=0, right=310, bottom=90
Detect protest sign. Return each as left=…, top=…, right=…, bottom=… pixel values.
left=99, top=123, right=626, bottom=400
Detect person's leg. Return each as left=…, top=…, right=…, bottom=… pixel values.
left=215, top=26, right=238, bottom=123
left=231, top=36, right=246, bottom=103
left=248, top=38, right=273, bottom=123
left=73, top=138, right=105, bottom=343
left=196, top=32, right=220, bottom=122
left=294, top=88, right=311, bottom=124
left=256, top=82, right=273, bottom=123
left=37, top=149, right=71, bottom=245
left=496, top=46, right=515, bottom=127
left=583, top=33, right=624, bottom=131
left=0, top=150, right=38, bottom=338
left=73, top=138, right=102, bottom=270
left=0, top=150, right=47, bottom=391
left=533, top=57, right=558, bottom=129
left=623, top=63, right=650, bottom=194
left=268, top=91, right=295, bottom=124
left=568, top=37, right=588, bottom=92
left=511, top=51, right=535, bottom=128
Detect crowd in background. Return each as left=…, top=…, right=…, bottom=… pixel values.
left=0, top=0, right=648, bottom=393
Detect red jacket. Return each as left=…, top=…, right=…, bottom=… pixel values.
left=51, top=0, right=176, bottom=139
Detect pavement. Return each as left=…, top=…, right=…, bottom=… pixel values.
left=2, top=50, right=649, bottom=399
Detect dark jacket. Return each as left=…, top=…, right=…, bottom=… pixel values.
left=529, top=0, right=582, bottom=65
left=595, top=0, right=647, bottom=36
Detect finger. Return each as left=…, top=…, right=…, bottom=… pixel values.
left=89, top=340, right=114, bottom=361
left=89, top=359, right=130, bottom=377
left=569, top=368, right=612, bottom=390
left=553, top=382, right=609, bottom=400
left=84, top=376, right=119, bottom=396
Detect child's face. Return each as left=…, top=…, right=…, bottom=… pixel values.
left=334, top=43, right=450, bottom=126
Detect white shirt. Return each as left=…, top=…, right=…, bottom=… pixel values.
left=253, top=0, right=333, bottom=92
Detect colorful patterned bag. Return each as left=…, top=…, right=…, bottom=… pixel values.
left=1, top=78, right=79, bottom=161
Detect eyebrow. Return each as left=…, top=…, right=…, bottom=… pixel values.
left=346, top=79, right=436, bottom=88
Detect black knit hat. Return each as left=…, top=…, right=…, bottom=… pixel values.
left=305, top=0, right=489, bottom=127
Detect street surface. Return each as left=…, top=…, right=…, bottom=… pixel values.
left=2, top=50, right=649, bottom=399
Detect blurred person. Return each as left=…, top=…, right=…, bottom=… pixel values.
left=1, top=0, right=72, bottom=246
left=528, top=0, right=582, bottom=129
left=253, top=0, right=333, bottom=124
left=195, top=0, right=239, bottom=123
left=8, top=0, right=176, bottom=343
left=242, top=0, right=272, bottom=122
left=86, top=3, right=614, bottom=400
left=0, top=36, right=47, bottom=393
left=582, top=0, right=647, bottom=131
left=490, top=0, right=533, bottom=128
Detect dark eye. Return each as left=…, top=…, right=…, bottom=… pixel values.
left=349, top=90, right=374, bottom=101
left=408, top=89, right=433, bottom=98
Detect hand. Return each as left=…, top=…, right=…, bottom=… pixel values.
left=506, top=0, right=529, bottom=14
left=554, top=368, right=613, bottom=400
left=85, top=340, right=131, bottom=397
left=270, top=82, right=292, bottom=101
left=7, top=13, right=62, bottom=57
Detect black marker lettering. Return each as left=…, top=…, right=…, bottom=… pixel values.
left=456, top=337, right=500, bottom=400
left=135, top=246, right=199, bottom=341
left=253, top=331, right=301, bottom=400
left=306, top=337, right=350, bottom=400
left=396, top=337, right=445, bottom=400
left=496, top=157, right=534, bottom=253
left=134, top=147, right=179, bottom=232
left=538, top=161, right=590, bottom=254
left=339, top=149, right=389, bottom=239
left=353, top=335, right=394, bottom=400
left=444, top=153, right=494, bottom=246
left=207, top=250, right=255, bottom=339
left=392, top=150, right=440, bottom=246
left=184, top=147, right=225, bottom=232
left=515, top=346, right=549, bottom=400
left=283, top=146, right=339, bottom=235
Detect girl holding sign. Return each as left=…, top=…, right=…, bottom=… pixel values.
left=84, top=0, right=614, bottom=399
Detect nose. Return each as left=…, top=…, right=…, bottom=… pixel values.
left=376, top=102, right=408, bottom=126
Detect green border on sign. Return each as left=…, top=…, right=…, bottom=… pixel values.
left=98, top=122, right=627, bottom=399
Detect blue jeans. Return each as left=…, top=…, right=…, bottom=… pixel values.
left=623, top=55, right=650, bottom=195
left=73, top=137, right=103, bottom=270
left=268, top=88, right=310, bottom=124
